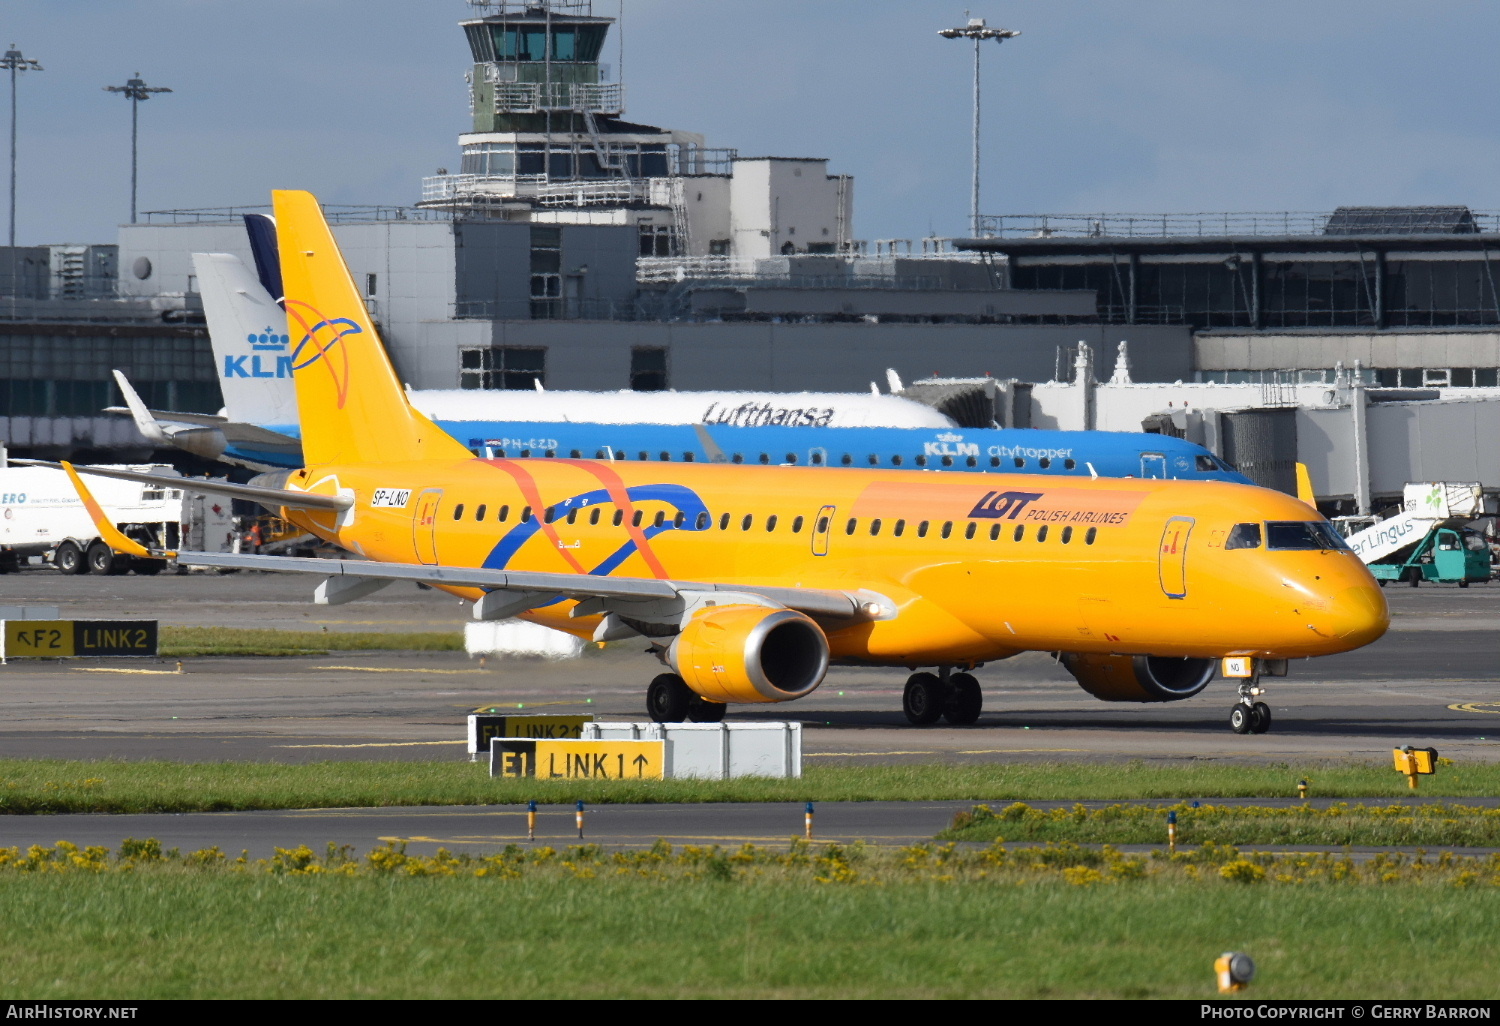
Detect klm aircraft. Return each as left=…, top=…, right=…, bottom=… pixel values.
left=107, top=216, right=1249, bottom=487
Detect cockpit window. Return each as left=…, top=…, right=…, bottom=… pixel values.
left=1196, top=453, right=1235, bottom=472
left=1265, top=521, right=1350, bottom=551
left=1224, top=523, right=1262, bottom=549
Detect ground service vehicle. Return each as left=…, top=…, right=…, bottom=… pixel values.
left=0, top=463, right=233, bottom=574
left=1369, top=526, right=1491, bottom=587
left=52, top=191, right=1389, bottom=734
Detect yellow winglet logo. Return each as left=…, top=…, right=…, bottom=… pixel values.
left=60, top=461, right=161, bottom=560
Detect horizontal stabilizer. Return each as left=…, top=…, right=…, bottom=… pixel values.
left=12, top=459, right=350, bottom=512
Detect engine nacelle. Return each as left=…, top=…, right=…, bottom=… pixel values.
left=666, top=605, right=829, bottom=704
left=1060, top=653, right=1216, bottom=703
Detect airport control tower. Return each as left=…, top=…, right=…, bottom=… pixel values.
left=422, top=1, right=728, bottom=251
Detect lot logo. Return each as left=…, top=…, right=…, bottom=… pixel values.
left=224, top=326, right=295, bottom=379
left=968, top=490, right=1045, bottom=520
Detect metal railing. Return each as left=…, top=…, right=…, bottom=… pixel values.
left=489, top=80, right=623, bottom=115
left=635, top=252, right=987, bottom=284
left=977, top=210, right=1500, bottom=239
left=141, top=204, right=458, bottom=225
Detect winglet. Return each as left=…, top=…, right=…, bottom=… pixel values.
left=60, top=461, right=160, bottom=559
left=692, top=424, right=730, bottom=464
left=1295, top=462, right=1317, bottom=507
left=112, top=370, right=170, bottom=446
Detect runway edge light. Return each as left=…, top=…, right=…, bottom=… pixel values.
left=1215, top=951, right=1255, bottom=993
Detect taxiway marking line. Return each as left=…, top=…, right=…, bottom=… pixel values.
left=317, top=666, right=486, bottom=675
left=72, top=668, right=182, bottom=676
left=1449, top=702, right=1500, bottom=715
left=468, top=700, right=591, bottom=712
left=275, top=740, right=466, bottom=749
left=804, top=748, right=1086, bottom=757
left=380, top=835, right=921, bottom=846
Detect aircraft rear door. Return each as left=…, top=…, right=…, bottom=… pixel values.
left=413, top=489, right=443, bottom=565
left=811, top=505, right=836, bottom=556
left=1141, top=452, right=1167, bottom=478
left=1158, top=516, right=1193, bottom=599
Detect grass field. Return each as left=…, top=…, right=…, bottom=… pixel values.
left=0, top=838, right=1496, bottom=998
left=939, top=801, right=1500, bottom=847
left=158, top=626, right=463, bottom=657
left=4, top=758, right=1500, bottom=814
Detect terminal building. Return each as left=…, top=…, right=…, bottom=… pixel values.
left=1, top=0, right=1497, bottom=517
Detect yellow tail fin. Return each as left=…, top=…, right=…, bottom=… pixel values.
left=1295, top=462, right=1317, bottom=507
left=273, top=190, right=469, bottom=466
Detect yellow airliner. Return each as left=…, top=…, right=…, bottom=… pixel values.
left=45, top=191, right=1388, bottom=734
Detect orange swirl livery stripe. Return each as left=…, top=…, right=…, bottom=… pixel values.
left=284, top=299, right=354, bottom=410
left=481, top=459, right=588, bottom=574
left=553, top=459, right=670, bottom=579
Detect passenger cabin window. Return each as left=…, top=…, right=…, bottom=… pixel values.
left=785, top=454, right=797, bottom=465
left=941, top=456, right=954, bottom=467
left=766, top=515, right=778, bottom=532
left=1225, top=523, right=1262, bottom=550
left=894, top=519, right=906, bottom=537
left=453, top=504, right=465, bottom=520
left=845, top=518, right=857, bottom=535
left=695, top=512, right=710, bottom=530
left=989, top=524, right=1001, bottom=540
left=1039, top=457, right=1051, bottom=469
left=867, top=455, right=879, bottom=466
left=841, top=455, right=853, bottom=466
left=964, top=522, right=977, bottom=540
left=816, top=516, right=829, bottom=533
left=966, top=456, right=977, bottom=468
left=732, top=454, right=744, bottom=464
left=792, top=516, right=804, bottom=533
left=917, top=521, right=929, bottom=538
left=544, top=507, right=557, bottom=523
left=1064, top=459, right=1077, bottom=470
left=570, top=450, right=582, bottom=459
left=1086, top=527, right=1097, bottom=544
left=758, top=454, right=770, bottom=465
left=566, top=508, right=578, bottom=524
left=742, top=514, right=754, bottom=531
left=941, top=521, right=953, bottom=539
left=653, top=511, right=666, bottom=528
left=915, top=456, right=928, bottom=468
left=892, top=455, right=903, bottom=467
left=990, top=456, right=1001, bottom=467
left=521, top=506, right=532, bottom=522
left=1266, top=521, right=1350, bottom=551
left=632, top=511, right=644, bottom=527
left=719, top=513, right=731, bottom=530
left=869, top=519, right=882, bottom=536
left=498, top=505, right=510, bottom=522
left=1061, top=526, right=1073, bottom=543
left=1037, top=525, right=1049, bottom=542
left=612, top=510, right=624, bottom=526
left=1014, top=458, right=1025, bottom=468
left=476, top=504, right=487, bottom=521
left=1014, top=524, right=1025, bottom=541
left=810, top=454, right=824, bottom=466
left=590, top=509, right=602, bottom=525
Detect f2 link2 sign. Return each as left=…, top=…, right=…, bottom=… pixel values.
left=491, top=740, right=665, bottom=781
left=1, top=620, right=159, bottom=660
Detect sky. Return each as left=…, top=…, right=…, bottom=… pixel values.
left=5, top=0, right=1500, bottom=246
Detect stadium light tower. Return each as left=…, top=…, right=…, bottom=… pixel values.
left=2, top=44, right=43, bottom=249
left=938, top=17, right=1019, bottom=237
left=105, top=73, right=172, bottom=224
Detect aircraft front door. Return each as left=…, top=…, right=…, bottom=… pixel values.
left=1141, top=452, right=1167, bottom=478
left=1158, top=516, right=1194, bottom=599
left=811, top=505, right=836, bottom=556
left=413, top=489, right=443, bottom=565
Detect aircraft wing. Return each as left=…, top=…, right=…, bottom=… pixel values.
left=102, top=406, right=229, bottom=427
left=14, top=459, right=351, bottom=512
left=175, top=551, right=873, bottom=622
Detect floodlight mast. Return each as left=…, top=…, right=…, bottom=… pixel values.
left=104, top=74, right=173, bottom=224
left=938, top=18, right=1019, bottom=237
left=2, top=44, right=43, bottom=249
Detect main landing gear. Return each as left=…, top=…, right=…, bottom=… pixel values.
left=1229, top=682, right=1272, bottom=735
left=646, top=673, right=727, bottom=724
left=902, top=668, right=983, bottom=726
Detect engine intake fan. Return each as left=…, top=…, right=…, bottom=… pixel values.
left=667, top=604, right=829, bottom=704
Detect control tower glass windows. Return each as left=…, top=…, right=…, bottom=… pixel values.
left=460, top=347, right=547, bottom=390
left=486, top=23, right=607, bottom=63
left=640, top=225, right=674, bottom=258
left=461, top=143, right=516, bottom=177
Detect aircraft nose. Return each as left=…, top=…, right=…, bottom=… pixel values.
left=1323, top=583, right=1389, bottom=648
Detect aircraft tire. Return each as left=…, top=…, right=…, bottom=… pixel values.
left=647, top=673, right=693, bottom=723
left=54, top=542, right=86, bottom=575
left=942, top=673, right=983, bottom=725
left=687, top=696, right=727, bottom=723
left=1406, top=568, right=1421, bottom=588
left=903, top=673, right=945, bottom=726
left=133, top=559, right=166, bottom=576
left=1229, top=705, right=1253, bottom=734
left=1249, top=702, right=1272, bottom=734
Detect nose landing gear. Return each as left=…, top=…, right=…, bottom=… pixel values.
left=1229, top=682, right=1272, bottom=735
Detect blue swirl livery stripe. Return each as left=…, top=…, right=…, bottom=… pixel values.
left=481, top=484, right=709, bottom=589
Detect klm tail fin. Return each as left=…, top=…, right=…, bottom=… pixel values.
left=273, top=190, right=468, bottom=466
left=193, top=252, right=300, bottom=428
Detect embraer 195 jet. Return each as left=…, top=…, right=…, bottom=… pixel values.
left=44, top=191, right=1389, bottom=734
